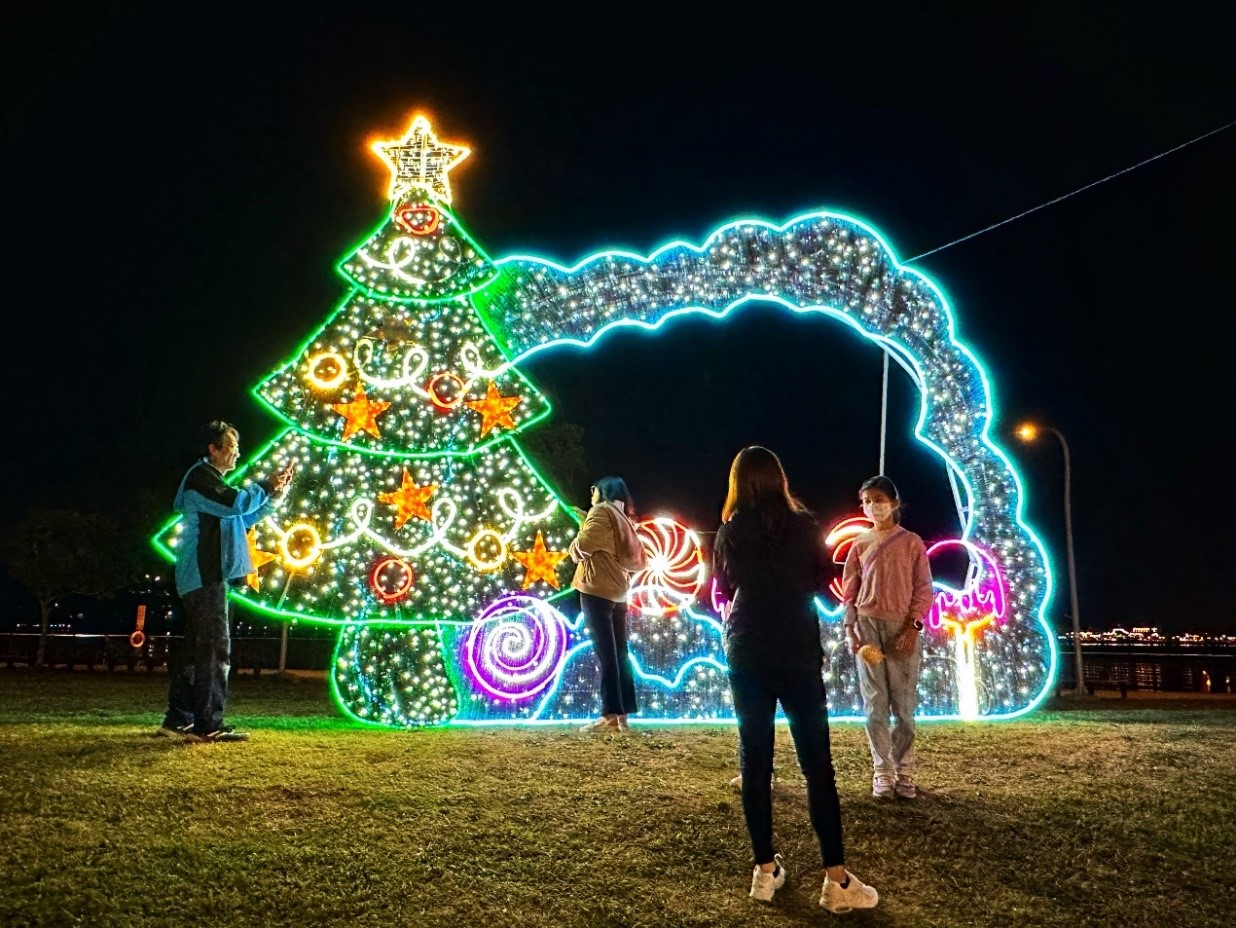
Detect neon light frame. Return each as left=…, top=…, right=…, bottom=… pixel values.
left=152, top=202, right=1059, bottom=725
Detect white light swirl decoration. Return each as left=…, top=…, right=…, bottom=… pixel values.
left=628, top=517, right=708, bottom=617
left=465, top=594, right=569, bottom=701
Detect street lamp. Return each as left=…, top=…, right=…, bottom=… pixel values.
left=1016, top=422, right=1087, bottom=697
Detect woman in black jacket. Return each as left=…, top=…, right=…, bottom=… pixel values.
left=712, top=446, right=878, bottom=913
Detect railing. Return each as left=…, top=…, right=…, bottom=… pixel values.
left=0, top=632, right=336, bottom=675
left=1078, top=649, right=1236, bottom=694
left=6, top=633, right=1234, bottom=692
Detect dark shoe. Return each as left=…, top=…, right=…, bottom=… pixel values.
left=156, top=722, right=193, bottom=738
left=186, top=725, right=250, bottom=743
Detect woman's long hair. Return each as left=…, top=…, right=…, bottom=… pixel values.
left=720, top=446, right=807, bottom=533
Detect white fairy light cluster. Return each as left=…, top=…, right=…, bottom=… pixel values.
left=334, top=624, right=459, bottom=727
left=338, top=191, right=494, bottom=302
left=222, top=430, right=576, bottom=624
left=257, top=292, right=547, bottom=454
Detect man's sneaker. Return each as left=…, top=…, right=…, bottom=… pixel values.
left=872, top=774, right=896, bottom=799
left=156, top=722, right=193, bottom=738
left=895, top=773, right=917, bottom=799
left=749, top=854, right=786, bottom=902
left=185, top=725, right=250, bottom=743
left=820, top=869, right=879, bottom=913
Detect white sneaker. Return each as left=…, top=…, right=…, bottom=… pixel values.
left=730, top=773, right=777, bottom=791
left=872, top=774, right=895, bottom=799
left=749, top=854, right=786, bottom=902
left=895, top=772, right=917, bottom=799
left=579, top=717, right=620, bottom=733
left=820, top=869, right=879, bottom=913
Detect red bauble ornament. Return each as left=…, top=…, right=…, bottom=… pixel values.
left=394, top=206, right=441, bottom=235
left=370, top=556, right=415, bottom=603
left=427, top=371, right=467, bottom=410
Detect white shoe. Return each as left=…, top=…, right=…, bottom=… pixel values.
left=820, top=869, right=879, bottom=913
left=579, top=717, right=620, bottom=733
left=749, top=854, right=786, bottom=902
left=894, top=772, right=917, bottom=799
left=872, top=774, right=895, bottom=799
left=730, top=773, right=777, bottom=791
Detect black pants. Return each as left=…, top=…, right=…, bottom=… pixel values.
left=580, top=592, right=638, bottom=716
left=164, top=582, right=232, bottom=734
left=729, top=655, right=846, bottom=867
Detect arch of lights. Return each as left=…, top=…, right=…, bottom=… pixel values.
left=152, top=113, right=1056, bottom=728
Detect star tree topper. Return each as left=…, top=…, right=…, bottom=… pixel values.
left=371, top=114, right=470, bottom=204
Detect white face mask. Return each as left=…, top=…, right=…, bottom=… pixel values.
left=864, top=501, right=894, bottom=523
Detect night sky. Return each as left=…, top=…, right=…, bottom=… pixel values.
left=3, top=6, right=1232, bottom=632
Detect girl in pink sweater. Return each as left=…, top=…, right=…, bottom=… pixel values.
left=841, top=475, right=934, bottom=800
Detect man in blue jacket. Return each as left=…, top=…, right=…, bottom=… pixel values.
left=158, top=420, right=292, bottom=743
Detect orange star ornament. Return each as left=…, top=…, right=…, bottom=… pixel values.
left=465, top=382, right=522, bottom=436
left=510, top=531, right=569, bottom=589
left=330, top=381, right=391, bottom=441
left=377, top=469, right=438, bottom=529
left=244, top=527, right=278, bottom=591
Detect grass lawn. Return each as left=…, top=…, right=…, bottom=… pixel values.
left=1, top=670, right=1234, bottom=928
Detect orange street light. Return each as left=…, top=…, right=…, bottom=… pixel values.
left=1017, top=422, right=1086, bottom=696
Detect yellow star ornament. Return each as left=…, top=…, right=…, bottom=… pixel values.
left=465, top=382, right=522, bottom=436
left=371, top=114, right=470, bottom=204
left=377, top=469, right=438, bottom=529
left=244, top=527, right=278, bottom=591
left=511, top=531, right=569, bottom=590
left=330, top=381, right=391, bottom=441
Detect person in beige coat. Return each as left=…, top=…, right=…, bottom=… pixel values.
left=569, top=475, right=647, bottom=732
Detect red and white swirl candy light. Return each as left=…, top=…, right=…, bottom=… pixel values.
left=629, top=517, right=708, bottom=617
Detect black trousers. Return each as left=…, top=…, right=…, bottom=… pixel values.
left=580, top=592, right=638, bottom=716
left=164, top=582, right=232, bottom=734
left=729, top=655, right=846, bottom=867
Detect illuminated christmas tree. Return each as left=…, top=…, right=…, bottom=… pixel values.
left=156, top=115, right=581, bottom=727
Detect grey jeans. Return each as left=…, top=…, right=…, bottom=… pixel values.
left=854, top=614, right=922, bottom=779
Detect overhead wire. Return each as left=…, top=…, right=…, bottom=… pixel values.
left=903, top=118, right=1235, bottom=264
